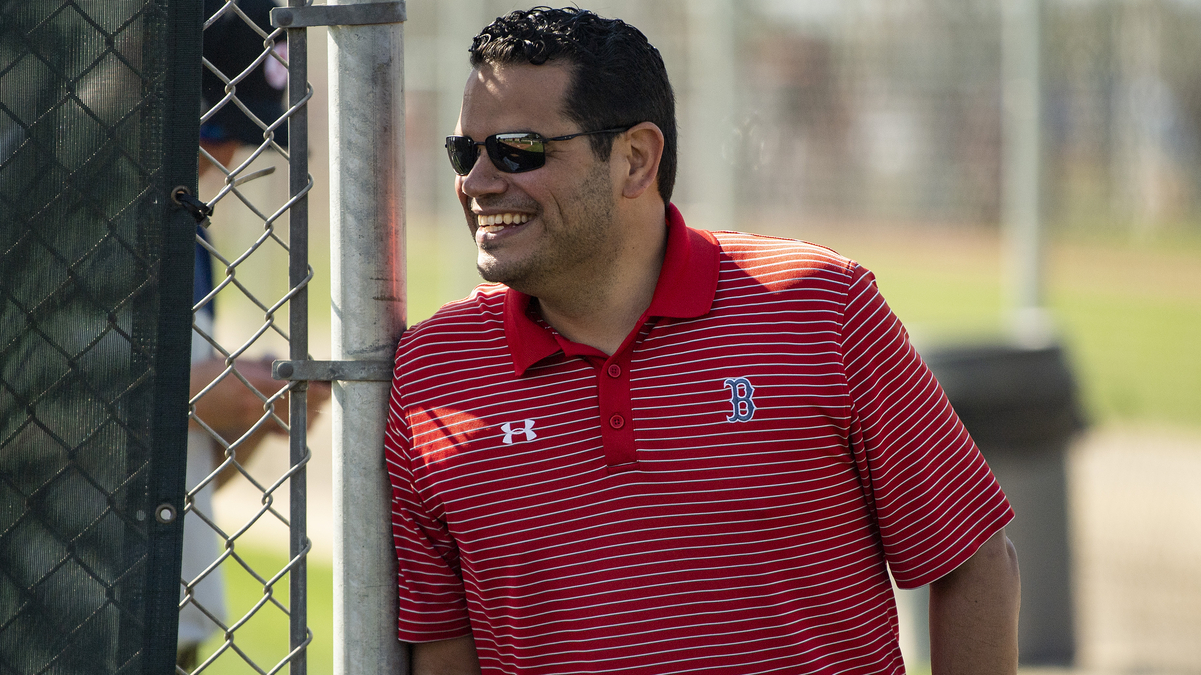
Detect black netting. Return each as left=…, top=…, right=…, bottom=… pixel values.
left=0, top=1, right=200, bottom=673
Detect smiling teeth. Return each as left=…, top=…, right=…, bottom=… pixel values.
left=477, top=213, right=531, bottom=228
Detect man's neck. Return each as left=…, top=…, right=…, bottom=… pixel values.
left=533, top=219, right=668, bottom=356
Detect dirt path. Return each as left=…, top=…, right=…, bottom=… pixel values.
left=1067, top=425, right=1201, bottom=673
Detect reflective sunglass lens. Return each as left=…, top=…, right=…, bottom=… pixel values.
left=487, top=134, right=546, bottom=173
left=445, top=132, right=561, bottom=175
left=446, top=127, right=629, bottom=175
left=445, top=136, right=478, bottom=176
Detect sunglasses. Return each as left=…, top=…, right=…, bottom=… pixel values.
left=444, top=126, right=633, bottom=175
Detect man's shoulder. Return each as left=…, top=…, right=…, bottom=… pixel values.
left=706, top=229, right=864, bottom=285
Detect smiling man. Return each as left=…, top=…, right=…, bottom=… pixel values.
left=384, top=8, right=1020, bottom=674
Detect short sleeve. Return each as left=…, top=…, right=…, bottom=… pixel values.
left=839, top=263, right=1013, bottom=589
left=385, top=368, right=473, bottom=642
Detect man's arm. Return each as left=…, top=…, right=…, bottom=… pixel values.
left=411, top=634, right=481, bottom=675
left=928, top=528, right=1021, bottom=675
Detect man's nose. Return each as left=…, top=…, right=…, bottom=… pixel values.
left=460, top=148, right=506, bottom=199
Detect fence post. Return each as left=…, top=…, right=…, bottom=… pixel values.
left=286, top=3, right=312, bottom=672
left=1002, top=0, right=1048, bottom=344
left=327, top=3, right=407, bottom=674
left=684, top=0, right=738, bottom=232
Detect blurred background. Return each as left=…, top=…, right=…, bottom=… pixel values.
left=200, top=0, right=1201, bottom=672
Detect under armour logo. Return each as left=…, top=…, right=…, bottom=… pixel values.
left=501, top=419, right=537, bottom=445
left=722, top=377, right=757, bottom=423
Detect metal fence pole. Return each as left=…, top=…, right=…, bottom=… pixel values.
left=1002, top=0, right=1048, bottom=345
left=327, top=3, right=408, bottom=674
left=287, top=4, right=312, bottom=673
left=684, top=0, right=738, bottom=232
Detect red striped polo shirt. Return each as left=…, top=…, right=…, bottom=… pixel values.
left=385, top=205, right=1013, bottom=674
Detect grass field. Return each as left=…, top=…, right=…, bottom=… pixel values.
left=796, top=223, right=1201, bottom=431
left=195, top=547, right=335, bottom=675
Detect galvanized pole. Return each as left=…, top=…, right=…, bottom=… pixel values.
left=435, top=0, right=483, bottom=300
left=1002, top=0, right=1049, bottom=345
left=684, top=0, right=738, bottom=232
left=327, top=2, right=407, bottom=674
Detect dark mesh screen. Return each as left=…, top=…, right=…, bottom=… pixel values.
left=0, top=0, right=201, bottom=673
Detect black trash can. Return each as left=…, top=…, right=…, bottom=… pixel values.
left=923, top=342, right=1084, bottom=666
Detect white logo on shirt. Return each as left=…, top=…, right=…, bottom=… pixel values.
left=501, top=419, right=537, bottom=445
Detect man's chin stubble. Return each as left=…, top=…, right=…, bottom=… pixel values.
left=476, top=255, right=525, bottom=286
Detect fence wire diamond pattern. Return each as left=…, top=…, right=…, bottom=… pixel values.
left=178, top=1, right=313, bottom=673
left=1, top=1, right=188, bottom=673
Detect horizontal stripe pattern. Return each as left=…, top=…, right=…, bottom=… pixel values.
left=385, top=230, right=1011, bottom=674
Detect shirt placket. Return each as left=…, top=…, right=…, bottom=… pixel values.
left=596, top=349, right=636, bottom=473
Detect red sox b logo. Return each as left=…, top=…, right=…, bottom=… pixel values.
left=722, top=377, right=756, bottom=422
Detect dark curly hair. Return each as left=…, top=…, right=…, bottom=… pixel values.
left=469, top=7, right=677, bottom=204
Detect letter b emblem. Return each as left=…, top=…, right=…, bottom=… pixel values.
left=722, top=377, right=756, bottom=423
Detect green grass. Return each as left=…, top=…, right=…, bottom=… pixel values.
left=405, top=221, right=483, bottom=326
left=1051, top=287, right=1201, bottom=427
left=803, top=223, right=1201, bottom=431
left=194, top=548, right=334, bottom=674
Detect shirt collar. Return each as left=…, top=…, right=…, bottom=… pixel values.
left=503, top=203, right=720, bottom=376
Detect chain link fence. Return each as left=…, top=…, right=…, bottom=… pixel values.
left=178, top=0, right=314, bottom=672
left=403, top=0, right=1201, bottom=247
left=736, top=0, right=1201, bottom=233
left=0, top=0, right=200, bottom=673
left=3, top=0, right=328, bottom=671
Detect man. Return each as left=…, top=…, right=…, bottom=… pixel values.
left=385, top=7, right=1020, bottom=674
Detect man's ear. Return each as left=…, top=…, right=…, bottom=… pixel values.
left=617, top=122, right=664, bottom=200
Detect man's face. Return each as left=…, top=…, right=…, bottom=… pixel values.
left=455, top=61, right=621, bottom=294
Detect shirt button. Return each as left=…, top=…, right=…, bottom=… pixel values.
left=609, top=414, right=625, bottom=429
left=607, top=364, right=622, bottom=378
